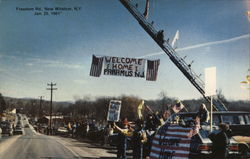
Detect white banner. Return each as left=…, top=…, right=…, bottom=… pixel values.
left=205, top=67, right=216, bottom=96
left=103, top=56, right=145, bottom=78
left=107, top=100, right=122, bottom=122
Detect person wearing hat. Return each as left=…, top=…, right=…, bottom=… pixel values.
left=209, top=123, right=230, bottom=159
left=113, top=118, right=133, bottom=159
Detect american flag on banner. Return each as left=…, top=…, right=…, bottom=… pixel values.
left=146, top=59, right=160, bottom=81
left=150, top=124, right=192, bottom=159
left=90, top=55, right=103, bottom=77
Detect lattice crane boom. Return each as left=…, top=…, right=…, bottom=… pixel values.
left=119, top=0, right=227, bottom=111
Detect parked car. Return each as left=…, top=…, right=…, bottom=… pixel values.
left=176, top=111, right=250, bottom=158
left=56, top=126, right=68, bottom=135
left=13, top=127, right=23, bottom=135
left=167, top=112, right=241, bottom=158
left=17, top=121, right=22, bottom=127
left=209, top=111, right=250, bottom=136
left=0, top=121, right=13, bottom=136
left=211, top=111, right=250, bottom=158
left=168, top=111, right=250, bottom=135
left=87, top=125, right=104, bottom=142
left=24, top=124, right=29, bottom=128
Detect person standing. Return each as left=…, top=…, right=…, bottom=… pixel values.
left=113, top=118, right=133, bottom=159
left=156, top=30, right=165, bottom=44
left=196, top=103, right=210, bottom=124
left=132, top=119, right=147, bottom=159
left=104, top=122, right=114, bottom=147
left=144, top=114, right=158, bottom=158
left=67, top=122, right=72, bottom=137
left=209, top=123, right=230, bottom=159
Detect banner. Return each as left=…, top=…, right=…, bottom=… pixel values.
left=107, top=100, right=122, bottom=122
left=103, top=56, right=146, bottom=78
left=205, top=67, right=216, bottom=96
left=150, top=125, right=192, bottom=159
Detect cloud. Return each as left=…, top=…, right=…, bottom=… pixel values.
left=30, top=70, right=43, bottom=73
left=1, top=53, right=83, bottom=70
left=1, top=54, right=18, bottom=60
left=139, top=34, right=250, bottom=58
left=138, top=52, right=163, bottom=58
left=26, top=63, right=34, bottom=66
left=176, top=34, right=250, bottom=52
left=29, top=58, right=83, bottom=69
left=0, top=68, right=6, bottom=72
left=73, top=79, right=86, bottom=84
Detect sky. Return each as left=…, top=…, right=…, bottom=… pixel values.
left=0, top=0, right=249, bottom=102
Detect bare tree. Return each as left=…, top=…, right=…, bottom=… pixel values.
left=158, top=91, right=171, bottom=111
left=216, top=89, right=228, bottom=104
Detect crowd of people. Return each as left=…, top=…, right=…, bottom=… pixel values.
left=67, top=121, right=90, bottom=138
left=104, top=103, right=232, bottom=159
left=111, top=115, right=160, bottom=159
left=36, top=102, right=232, bottom=159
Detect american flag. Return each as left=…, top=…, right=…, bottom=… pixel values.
left=146, top=59, right=160, bottom=81
left=172, top=102, right=184, bottom=113
left=89, top=55, right=103, bottom=77
left=150, top=125, right=192, bottom=159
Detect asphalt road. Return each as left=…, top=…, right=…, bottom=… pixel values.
left=0, top=116, right=116, bottom=159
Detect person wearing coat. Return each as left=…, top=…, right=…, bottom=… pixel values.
left=132, top=119, right=147, bottom=159
left=113, top=118, right=133, bottom=159
left=196, top=103, right=210, bottom=125
left=209, top=123, right=230, bottom=159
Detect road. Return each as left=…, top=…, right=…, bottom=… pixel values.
left=0, top=116, right=116, bottom=159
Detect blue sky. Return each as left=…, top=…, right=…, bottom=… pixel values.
left=0, top=0, right=249, bottom=102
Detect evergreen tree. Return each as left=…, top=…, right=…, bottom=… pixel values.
left=0, top=93, right=7, bottom=113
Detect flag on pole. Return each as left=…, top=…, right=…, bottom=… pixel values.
left=10, top=109, right=16, bottom=114
left=143, top=0, right=150, bottom=19
left=90, top=55, right=103, bottom=77
left=146, top=59, right=160, bottom=81
left=137, top=100, right=144, bottom=119
left=172, top=100, right=184, bottom=113
left=205, top=67, right=216, bottom=96
left=171, top=30, right=179, bottom=47
left=145, top=105, right=154, bottom=114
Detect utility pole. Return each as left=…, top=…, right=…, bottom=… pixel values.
left=47, top=82, right=57, bottom=135
left=38, top=96, right=43, bottom=118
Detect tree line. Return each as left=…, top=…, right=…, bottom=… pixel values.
left=1, top=92, right=249, bottom=121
